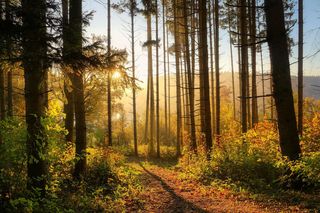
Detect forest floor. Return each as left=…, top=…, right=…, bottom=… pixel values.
left=123, top=157, right=317, bottom=213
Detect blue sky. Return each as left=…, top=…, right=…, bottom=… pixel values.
left=84, top=0, right=320, bottom=83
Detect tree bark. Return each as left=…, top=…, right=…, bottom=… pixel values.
left=214, top=0, right=220, bottom=140
left=131, top=1, right=138, bottom=156
left=107, top=0, right=112, bottom=146
left=62, top=0, right=74, bottom=143
left=22, top=0, right=48, bottom=193
left=265, top=0, right=301, bottom=160
left=199, top=0, right=213, bottom=155
left=69, top=0, right=87, bottom=178
left=240, top=0, right=248, bottom=133
left=251, top=0, right=258, bottom=126
left=182, top=0, right=196, bottom=152
left=162, top=1, right=168, bottom=141
left=297, top=0, right=303, bottom=135
left=227, top=6, right=236, bottom=120
left=147, top=11, right=155, bottom=156
left=155, top=0, right=160, bottom=158
left=174, top=0, right=181, bottom=157
left=5, top=0, right=12, bottom=117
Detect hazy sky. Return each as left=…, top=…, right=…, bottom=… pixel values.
left=84, top=0, right=320, bottom=86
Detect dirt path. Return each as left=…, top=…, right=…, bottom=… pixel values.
left=126, top=160, right=308, bottom=213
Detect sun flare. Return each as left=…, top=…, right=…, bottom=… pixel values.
left=112, top=70, right=121, bottom=79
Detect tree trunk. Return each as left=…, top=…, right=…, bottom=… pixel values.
left=69, top=0, right=87, bottom=178
left=214, top=0, right=220, bottom=140
left=265, top=0, right=301, bottom=160
left=131, top=2, right=138, bottom=156
left=0, top=2, right=5, bottom=121
left=107, top=0, right=112, bottom=146
left=199, top=0, right=213, bottom=155
left=251, top=0, right=258, bottom=126
left=240, top=0, right=248, bottom=133
left=297, top=0, right=303, bottom=135
left=227, top=6, right=236, bottom=120
left=182, top=0, right=196, bottom=152
left=62, top=0, right=74, bottom=143
left=259, top=43, right=266, bottom=116
left=22, top=0, right=48, bottom=194
left=162, top=1, right=168, bottom=141
left=155, top=0, right=160, bottom=158
left=166, top=12, right=171, bottom=140
left=208, top=0, right=215, bottom=137
left=147, top=12, right=155, bottom=156
left=144, top=75, right=150, bottom=144
left=5, top=0, right=12, bottom=117
left=174, top=0, right=181, bottom=157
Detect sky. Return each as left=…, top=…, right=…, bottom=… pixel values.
left=83, top=0, right=320, bottom=86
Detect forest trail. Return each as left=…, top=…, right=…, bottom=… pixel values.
left=125, top=158, right=306, bottom=213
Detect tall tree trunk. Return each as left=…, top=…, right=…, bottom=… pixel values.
left=297, top=0, right=303, bottom=135
left=22, top=0, right=48, bottom=193
left=155, top=0, right=160, bottom=158
left=5, top=0, right=12, bottom=117
left=147, top=12, right=155, bottom=156
left=182, top=0, right=196, bottom=152
left=240, top=0, right=248, bottom=133
left=199, top=0, right=213, bottom=154
left=251, top=0, right=258, bottom=126
left=173, top=0, right=181, bottom=157
left=260, top=48, right=266, bottom=116
left=144, top=73, right=150, bottom=144
left=227, top=6, right=236, bottom=120
left=69, top=0, right=87, bottom=178
left=0, top=1, right=5, bottom=121
left=265, top=0, right=301, bottom=160
left=208, top=0, right=215, bottom=137
left=131, top=2, right=138, bottom=156
left=162, top=1, right=168, bottom=141
left=214, top=0, right=220, bottom=140
left=167, top=14, right=171, bottom=140
left=107, top=0, right=112, bottom=146
left=62, top=0, right=74, bottom=143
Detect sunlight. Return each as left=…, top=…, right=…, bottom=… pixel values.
left=115, top=113, right=121, bottom=120
left=112, top=70, right=121, bottom=79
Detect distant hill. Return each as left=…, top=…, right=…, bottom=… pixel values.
left=121, top=73, right=320, bottom=115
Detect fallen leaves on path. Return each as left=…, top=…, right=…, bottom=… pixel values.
left=125, top=161, right=309, bottom=213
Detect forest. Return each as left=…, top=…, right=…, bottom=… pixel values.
left=0, top=0, right=320, bottom=212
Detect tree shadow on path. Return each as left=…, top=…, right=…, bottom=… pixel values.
left=139, top=162, right=209, bottom=213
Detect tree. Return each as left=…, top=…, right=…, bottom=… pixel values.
left=173, top=0, right=181, bottom=157
left=239, top=0, right=248, bottom=133
left=297, top=0, right=303, bottom=135
left=155, top=0, right=160, bottom=158
left=5, top=0, right=13, bottom=117
left=62, top=0, right=74, bottom=143
left=182, top=0, right=196, bottom=152
left=130, top=0, right=138, bottom=156
left=112, top=0, right=139, bottom=156
left=107, top=0, right=112, bottom=146
left=214, top=0, right=220, bottom=140
left=142, top=0, right=155, bottom=156
left=265, top=0, right=301, bottom=160
left=22, top=0, right=48, bottom=193
left=250, top=0, right=258, bottom=126
left=198, top=0, right=213, bottom=154
left=162, top=0, right=168, bottom=143
left=69, top=0, right=87, bottom=178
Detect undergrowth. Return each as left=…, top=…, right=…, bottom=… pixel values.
left=178, top=118, right=320, bottom=210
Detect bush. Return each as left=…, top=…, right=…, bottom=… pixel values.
left=180, top=120, right=320, bottom=193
